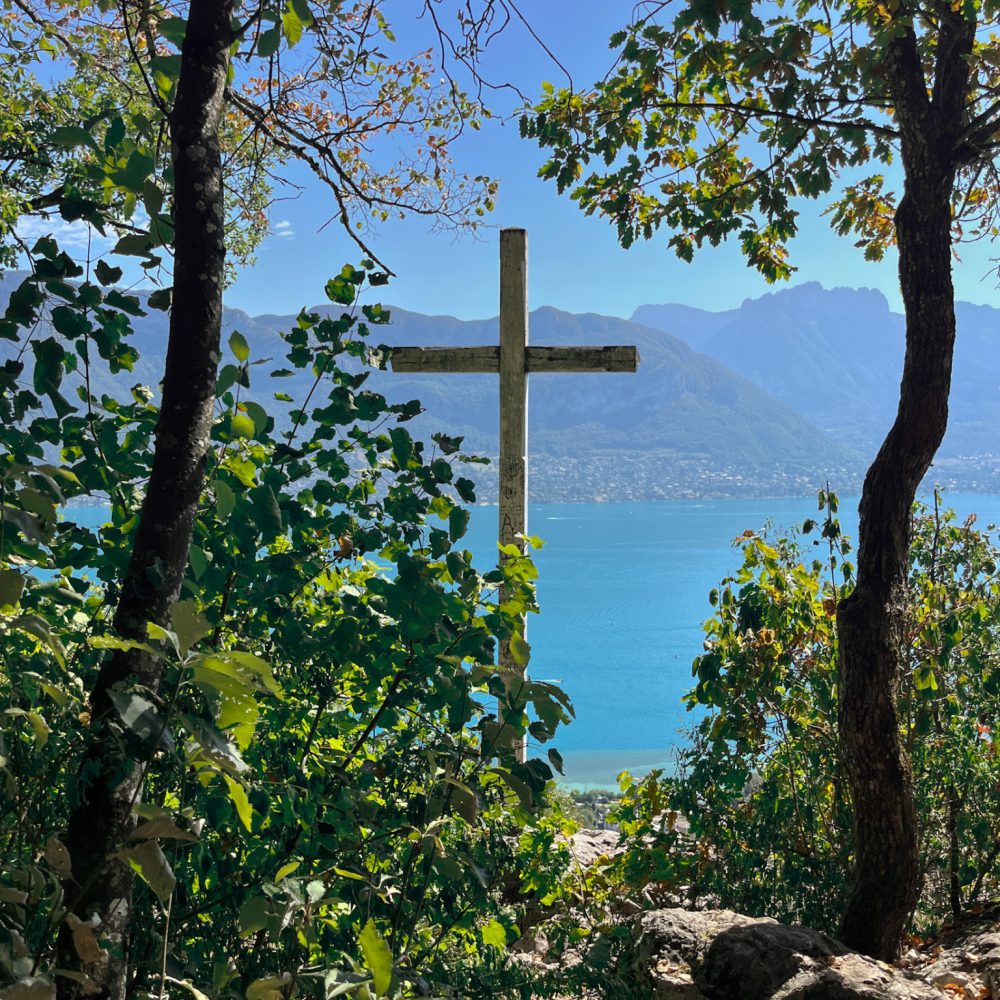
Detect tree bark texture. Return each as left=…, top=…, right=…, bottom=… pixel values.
left=836, top=13, right=973, bottom=962
left=57, top=3, right=234, bottom=997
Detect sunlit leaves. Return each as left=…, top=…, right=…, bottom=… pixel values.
left=358, top=920, right=393, bottom=997
left=522, top=0, right=997, bottom=277
left=0, top=246, right=568, bottom=996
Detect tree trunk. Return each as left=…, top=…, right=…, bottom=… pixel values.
left=836, top=10, right=974, bottom=960
left=57, top=3, right=234, bottom=997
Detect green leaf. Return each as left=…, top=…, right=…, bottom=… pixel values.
left=88, top=635, right=163, bottom=658
left=257, top=26, right=281, bottom=58
left=230, top=412, right=255, bottom=439
left=147, top=287, right=172, bottom=311
left=282, top=0, right=306, bottom=46
left=239, top=897, right=269, bottom=936
left=449, top=507, right=470, bottom=542
left=226, top=455, right=257, bottom=487
left=481, top=918, right=507, bottom=950
left=214, top=479, right=236, bottom=518
left=509, top=635, right=531, bottom=668
left=445, top=779, right=478, bottom=824
left=158, top=17, right=187, bottom=46
left=389, top=427, right=412, bottom=468
left=94, top=260, right=123, bottom=286
left=358, top=920, right=393, bottom=997
left=113, top=150, right=155, bottom=192
left=107, top=690, right=174, bottom=752
left=172, top=600, right=211, bottom=654
left=223, top=775, right=253, bottom=832
left=50, top=125, right=98, bottom=151
left=274, top=861, right=299, bottom=882
left=251, top=485, right=283, bottom=539
left=325, top=275, right=356, bottom=305
left=0, top=570, right=25, bottom=607
left=147, top=621, right=181, bottom=654
left=115, top=840, right=175, bottom=902
left=5, top=709, right=49, bottom=749
left=229, top=330, right=250, bottom=362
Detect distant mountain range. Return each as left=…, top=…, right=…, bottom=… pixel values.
left=633, top=282, right=1000, bottom=466
left=5, top=271, right=1000, bottom=500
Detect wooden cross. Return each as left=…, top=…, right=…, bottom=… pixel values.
left=390, top=228, right=639, bottom=760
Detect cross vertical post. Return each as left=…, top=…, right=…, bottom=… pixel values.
left=498, top=229, right=529, bottom=760
left=388, top=227, right=639, bottom=765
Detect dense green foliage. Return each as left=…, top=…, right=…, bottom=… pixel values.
left=0, top=250, right=577, bottom=997
left=604, top=494, right=1000, bottom=934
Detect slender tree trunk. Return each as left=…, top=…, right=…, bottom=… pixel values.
left=57, top=4, right=234, bottom=997
left=836, top=17, right=972, bottom=958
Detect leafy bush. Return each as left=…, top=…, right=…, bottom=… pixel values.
left=607, top=491, right=1000, bottom=934
left=0, top=251, right=574, bottom=998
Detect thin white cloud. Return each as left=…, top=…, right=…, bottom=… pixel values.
left=15, top=215, right=113, bottom=254
left=272, top=219, right=295, bottom=240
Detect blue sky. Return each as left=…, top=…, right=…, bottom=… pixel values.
left=226, top=1, right=1000, bottom=322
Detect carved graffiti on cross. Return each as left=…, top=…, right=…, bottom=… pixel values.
left=390, top=228, right=640, bottom=761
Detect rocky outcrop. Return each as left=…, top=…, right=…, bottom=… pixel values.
left=901, top=907, right=1000, bottom=999
left=623, top=907, right=978, bottom=999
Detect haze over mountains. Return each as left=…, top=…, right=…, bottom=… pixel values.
left=5, top=272, right=1000, bottom=500
left=633, top=282, right=1000, bottom=472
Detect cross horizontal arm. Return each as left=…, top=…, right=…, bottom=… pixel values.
left=389, top=344, right=639, bottom=374
left=390, top=346, right=499, bottom=373
left=526, top=345, right=639, bottom=373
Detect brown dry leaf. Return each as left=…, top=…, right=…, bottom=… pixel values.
left=64, top=914, right=108, bottom=965
left=43, top=836, right=72, bottom=880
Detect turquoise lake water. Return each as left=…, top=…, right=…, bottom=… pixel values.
left=461, top=495, right=1000, bottom=786
left=65, top=494, right=1000, bottom=787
